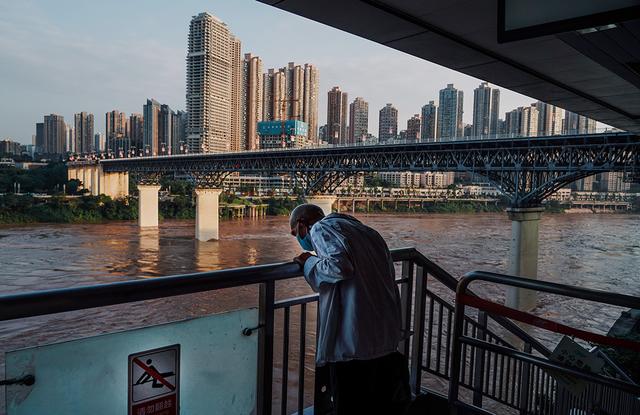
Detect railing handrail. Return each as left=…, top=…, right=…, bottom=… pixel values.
left=449, top=270, right=640, bottom=413
left=0, top=247, right=419, bottom=322
left=460, top=271, right=640, bottom=310
left=406, top=250, right=553, bottom=356
left=0, top=246, right=552, bottom=357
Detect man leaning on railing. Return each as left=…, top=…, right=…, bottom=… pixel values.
left=290, top=204, right=411, bottom=414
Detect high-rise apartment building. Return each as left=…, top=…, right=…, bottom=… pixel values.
left=35, top=122, right=44, bottom=153
left=242, top=53, right=263, bottom=151
left=348, top=97, right=368, bottom=143
left=505, top=104, right=539, bottom=136
left=420, top=101, right=437, bottom=141
left=262, top=62, right=319, bottom=144
left=186, top=12, right=233, bottom=153
left=563, top=111, right=597, bottom=134
left=326, top=86, right=348, bottom=144
left=143, top=99, right=176, bottom=155
left=472, top=82, right=500, bottom=137
left=285, top=62, right=304, bottom=121
left=598, top=172, right=630, bottom=192
left=230, top=36, right=242, bottom=152
left=160, top=104, right=174, bottom=154
left=174, top=111, right=188, bottom=153
left=263, top=68, right=285, bottom=121
left=129, top=113, right=144, bottom=150
left=535, top=102, right=563, bottom=136
left=573, top=175, right=595, bottom=192
left=303, top=64, right=319, bottom=143
left=520, top=105, right=539, bottom=136
left=406, top=114, right=421, bottom=141
left=66, top=124, right=75, bottom=153
left=505, top=109, right=521, bottom=135
left=74, top=112, right=94, bottom=154
left=378, top=103, right=398, bottom=142
left=0, top=139, right=22, bottom=155
left=94, top=133, right=105, bottom=153
left=143, top=99, right=160, bottom=154
left=437, top=84, right=464, bottom=139
left=43, top=114, right=66, bottom=155
left=105, top=110, right=128, bottom=153
left=262, top=70, right=274, bottom=121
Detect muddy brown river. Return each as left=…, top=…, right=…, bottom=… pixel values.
left=0, top=213, right=638, bottom=412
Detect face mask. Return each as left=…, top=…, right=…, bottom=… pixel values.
left=296, top=232, right=314, bottom=251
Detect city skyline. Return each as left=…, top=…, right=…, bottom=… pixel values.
left=2, top=0, right=547, bottom=144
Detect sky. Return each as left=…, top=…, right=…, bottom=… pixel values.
left=0, top=0, right=538, bottom=144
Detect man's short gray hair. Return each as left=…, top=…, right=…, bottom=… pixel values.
left=289, top=204, right=325, bottom=228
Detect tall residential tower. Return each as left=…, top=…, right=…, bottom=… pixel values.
left=186, top=12, right=233, bottom=153
left=348, top=97, right=368, bottom=143
left=437, top=84, right=464, bottom=139
left=420, top=101, right=437, bottom=141
left=326, top=86, right=348, bottom=144
left=74, top=112, right=94, bottom=154
left=378, top=103, right=398, bottom=142
left=242, top=53, right=263, bottom=151
left=472, top=82, right=500, bottom=137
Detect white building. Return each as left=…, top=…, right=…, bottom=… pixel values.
left=223, top=174, right=292, bottom=195
left=462, top=185, right=501, bottom=197
left=546, top=188, right=572, bottom=201
left=378, top=171, right=455, bottom=189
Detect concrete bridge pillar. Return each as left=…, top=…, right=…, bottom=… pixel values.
left=195, top=188, right=222, bottom=241
left=81, top=167, right=88, bottom=192
left=67, top=166, right=78, bottom=186
left=138, top=185, right=161, bottom=228
left=506, top=207, right=544, bottom=311
left=90, top=166, right=98, bottom=196
left=306, top=195, right=336, bottom=216
left=119, top=172, right=130, bottom=198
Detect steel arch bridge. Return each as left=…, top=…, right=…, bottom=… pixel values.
left=84, top=132, right=640, bottom=208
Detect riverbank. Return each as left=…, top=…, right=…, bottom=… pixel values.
left=341, top=200, right=504, bottom=214
left=1, top=194, right=636, bottom=224
left=0, top=194, right=306, bottom=225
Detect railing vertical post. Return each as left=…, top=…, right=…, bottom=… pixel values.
left=410, top=265, right=427, bottom=394
left=257, top=280, right=275, bottom=415
left=448, top=291, right=467, bottom=413
left=472, top=310, right=488, bottom=407
left=518, top=342, right=532, bottom=415
left=399, top=260, right=414, bottom=357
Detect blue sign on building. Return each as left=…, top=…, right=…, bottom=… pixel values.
left=257, top=120, right=308, bottom=137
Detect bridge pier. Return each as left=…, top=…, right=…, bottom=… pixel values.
left=506, top=207, right=544, bottom=311
left=138, top=185, right=161, bottom=228
left=306, top=195, right=336, bottom=216
left=195, top=188, right=222, bottom=241
left=90, top=166, right=98, bottom=196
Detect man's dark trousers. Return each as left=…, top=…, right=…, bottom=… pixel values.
left=314, top=351, right=411, bottom=415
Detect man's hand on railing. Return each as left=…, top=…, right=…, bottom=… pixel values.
left=293, top=252, right=314, bottom=269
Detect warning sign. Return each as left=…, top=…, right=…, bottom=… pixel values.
left=129, top=345, right=180, bottom=415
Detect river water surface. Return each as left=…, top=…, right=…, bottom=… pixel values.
left=0, top=213, right=638, bottom=411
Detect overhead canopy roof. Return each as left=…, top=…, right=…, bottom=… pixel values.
left=259, top=0, right=640, bottom=132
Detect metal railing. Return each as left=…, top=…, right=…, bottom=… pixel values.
left=2, top=248, right=636, bottom=414
left=449, top=271, right=640, bottom=415
left=68, top=129, right=626, bottom=161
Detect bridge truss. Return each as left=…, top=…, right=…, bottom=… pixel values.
left=92, top=133, right=639, bottom=207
